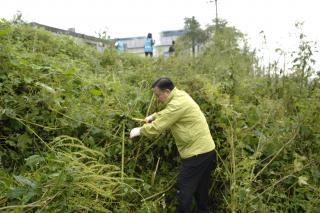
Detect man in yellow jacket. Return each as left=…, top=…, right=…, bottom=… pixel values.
left=130, top=77, right=216, bottom=213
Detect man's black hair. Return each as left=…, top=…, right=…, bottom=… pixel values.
left=151, top=77, right=175, bottom=91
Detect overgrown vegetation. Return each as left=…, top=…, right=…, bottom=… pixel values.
left=0, top=17, right=319, bottom=212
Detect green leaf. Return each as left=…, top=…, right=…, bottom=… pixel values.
left=6, top=187, right=26, bottom=199
left=17, top=133, right=33, bottom=151
left=0, top=26, right=10, bottom=36
left=298, top=176, right=308, bottom=186
left=22, top=190, right=37, bottom=204
left=294, top=159, right=303, bottom=172
left=13, top=175, right=36, bottom=188
left=89, top=88, right=103, bottom=96
left=5, top=139, right=16, bottom=147
left=64, top=68, right=77, bottom=76
left=25, top=154, right=45, bottom=168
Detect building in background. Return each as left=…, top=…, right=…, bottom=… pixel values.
left=114, top=36, right=145, bottom=56
left=118, top=30, right=185, bottom=57
left=30, top=22, right=108, bottom=52
left=30, top=22, right=186, bottom=56
left=157, top=30, right=185, bottom=57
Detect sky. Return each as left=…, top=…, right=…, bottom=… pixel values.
left=1, top=0, right=319, bottom=68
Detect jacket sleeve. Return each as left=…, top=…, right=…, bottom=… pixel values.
left=140, top=101, right=184, bottom=138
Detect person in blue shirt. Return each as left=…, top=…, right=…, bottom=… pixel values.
left=115, top=39, right=125, bottom=53
left=144, top=33, right=155, bottom=57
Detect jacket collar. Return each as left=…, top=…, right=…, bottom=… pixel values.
left=163, top=87, right=177, bottom=106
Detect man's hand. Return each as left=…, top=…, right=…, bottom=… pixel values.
left=130, top=127, right=141, bottom=138
left=144, top=115, right=154, bottom=123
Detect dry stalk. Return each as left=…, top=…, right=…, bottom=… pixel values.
left=151, top=157, right=160, bottom=186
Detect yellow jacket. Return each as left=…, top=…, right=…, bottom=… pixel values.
left=140, top=88, right=215, bottom=159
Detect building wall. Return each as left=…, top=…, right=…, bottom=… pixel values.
left=158, top=30, right=185, bottom=56
left=116, top=37, right=145, bottom=55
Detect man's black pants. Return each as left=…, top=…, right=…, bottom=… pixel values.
left=176, top=150, right=216, bottom=213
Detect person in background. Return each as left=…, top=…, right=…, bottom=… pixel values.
left=115, top=39, right=125, bottom=53
left=129, top=77, right=216, bottom=213
left=144, top=33, right=155, bottom=57
left=168, top=40, right=175, bottom=56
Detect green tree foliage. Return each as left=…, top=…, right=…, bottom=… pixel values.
left=181, top=16, right=207, bottom=56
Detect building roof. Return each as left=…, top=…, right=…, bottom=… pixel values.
left=160, top=29, right=185, bottom=37
left=30, top=22, right=108, bottom=44
left=115, top=36, right=145, bottom=41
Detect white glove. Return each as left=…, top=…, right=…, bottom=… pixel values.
left=130, top=127, right=141, bottom=138
left=144, top=115, right=154, bottom=123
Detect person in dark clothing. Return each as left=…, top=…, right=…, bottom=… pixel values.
left=168, top=40, right=175, bottom=56
left=176, top=151, right=216, bottom=213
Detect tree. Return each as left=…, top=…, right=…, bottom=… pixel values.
left=182, top=16, right=207, bottom=56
